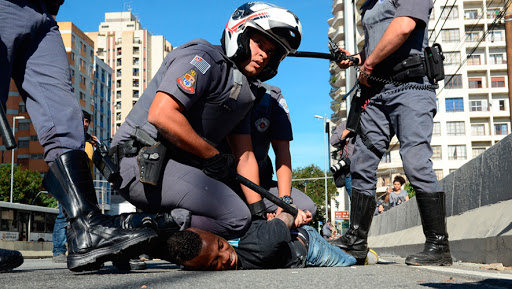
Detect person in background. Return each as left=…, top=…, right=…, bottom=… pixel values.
left=385, top=176, right=409, bottom=209
left=322, top=221, right=333, bottom=240
left=52, top=111, right=97, bottom=263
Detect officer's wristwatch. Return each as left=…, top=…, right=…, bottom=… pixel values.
left=279, top=195, right=293, bottom=205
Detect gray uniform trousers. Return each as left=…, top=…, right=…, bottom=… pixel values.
left=0, top=0, right=84, bottom=164
left=351, top=83, right=443, bottom=196
left=115, top=125, right=251, bottom=240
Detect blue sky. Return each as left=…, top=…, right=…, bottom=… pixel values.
left=59, top=0, right=335, bottom=171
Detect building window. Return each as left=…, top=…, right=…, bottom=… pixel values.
left=117, top=59, right=122, bottom=66
left=499, top=100, right=506, bottom=111
left=489, top=54, right=505, bottom=65
left=464, top=9, right=479, bottom=19
left=491, top=77, right=505, bottom=88
left=117, top=48, right=122, bottom=56
left=116, top=80, right=121, bottom=88
left=443, top=52, right=461, bottom=65
left=468, top=78, right=483, bottom=89
left=18, top=103, right=27, bottom=113
left=116, top=112, right=122, bottom=121
left=133, top=47, right=140, bottom=54
left=471, top=124, right=485, bottom=136
left=445, top=98, right=464, bottom=112
left=115, top=102, right=121, bottom=110
left=133, top=90, right=139, bottom=98
left=441, top=28, right=459, bottom=42
left=133, top=68, right=139, bottom=76
left=17, top=140, right=29, bottom=148
left=440, top=6, right=459, bottom=20
left=116, top=69, right=122, bottom=77
left=446, top=121, right=465, bottom=136
left=494, top=123, right=508, bottom=135
left=467, top=55, right=481, bottom=66
left=381, top=152, right=391, bottom=163
left=444, top=75, right=462, bottom=89
left=472, top=147, right=486, bottom=158
left=79, top=92, right=85, bottom=100
left=489, top=31, right=503, bottom=42
left=448, top=145, right=466, bottom=160
left=432, top=145, right=442, bottom=160
left=470, top=100, right=488, bottom=111
left=434, top=169, right=443, bottom=180
left=433, top=122, right=441, bottom=136
left=18, top=123, right=30, bottom=130
left=466, top=31, right=481, bottom=42
left=116, top=91, right=121, bottom=99
left=487, top=8, right=500, bottom=18
left=133, top=79, right=139, bottom=87
left=133, top=58, right=140, bottom=65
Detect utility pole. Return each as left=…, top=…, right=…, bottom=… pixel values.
left=505, top=4, right=512, bottom=124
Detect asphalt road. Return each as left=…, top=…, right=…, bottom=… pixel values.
left=2, top=257, right=512, bottom=289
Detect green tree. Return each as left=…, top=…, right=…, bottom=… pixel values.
left=292, top=164, right=338, bottom=228
left=404, top=182, right=416, bottom=199
left=0, top=163, right=56, bottom=207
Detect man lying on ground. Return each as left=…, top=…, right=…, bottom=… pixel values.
left=163, top=209, right=377, bottom=270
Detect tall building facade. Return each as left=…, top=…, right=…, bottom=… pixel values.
left=328, top=0, right=510, bottom=206
left=86, top=12, right=172, bottom=135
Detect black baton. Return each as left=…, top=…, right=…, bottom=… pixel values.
left=0, top=104, right=16, bottom=150
left=288, top=51, right=360, bottom=65
left=231, top=171, right=298, bottom=218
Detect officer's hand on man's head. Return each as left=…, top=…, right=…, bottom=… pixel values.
left=202, top=153, right=235, bottom=182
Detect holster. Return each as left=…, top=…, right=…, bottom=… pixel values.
left=136, top=142, right=167, bottom=186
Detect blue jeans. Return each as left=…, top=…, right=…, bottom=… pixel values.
left=52, top=204, right=67, bottom=256
left=345, top=173, right=352, bottom=199
left=302, top=226, right=356, bottom=267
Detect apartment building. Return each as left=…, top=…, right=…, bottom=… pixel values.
left=86, top=12, right=172, bottom=135
left=327, top=0, right=510, bottom=221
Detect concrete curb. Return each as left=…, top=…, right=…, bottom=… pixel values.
left=369, top=199, right=512, bottom=265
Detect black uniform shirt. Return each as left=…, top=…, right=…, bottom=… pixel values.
left=231, top=218, right=307, bottom=270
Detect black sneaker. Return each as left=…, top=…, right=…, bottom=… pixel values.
left=0, top=249, right=23, bottom=272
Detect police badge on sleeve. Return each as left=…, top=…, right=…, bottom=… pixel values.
left=255, top=117, right=270, bottom=132
left=177, top=69, right=197, bottom=94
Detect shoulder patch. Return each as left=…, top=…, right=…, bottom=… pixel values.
left=190, top=55, right=211, bottom=74
left=177, top=69, right=197, bottom=94
left=255, top=117, right=270, bottom=132
left=278, top=98, right=289, bottom=114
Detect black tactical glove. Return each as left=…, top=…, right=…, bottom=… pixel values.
left=202, top=153, right=235, bottom=182
left=248, top=200, right=267, bottom=220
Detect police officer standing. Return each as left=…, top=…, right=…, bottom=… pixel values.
left=0, top=0, right=157, bottom=272
left=111, top=2, right=304, bottom=240
left=250, top=84, right=316, bottom=224
left=333, top=0, right=453, bottom=266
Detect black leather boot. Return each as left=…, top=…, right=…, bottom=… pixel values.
left=0, top=249, right=23, bottom=272
left=330, top=189, right=376, bottom=264
left=405, top=192, right=453, bottom=266
left=110, top=209, right=192, bottom=271
left=43, top=150, right=158, bottom=272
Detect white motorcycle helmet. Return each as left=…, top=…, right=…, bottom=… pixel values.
left=221, top=2, right=302, bottom=81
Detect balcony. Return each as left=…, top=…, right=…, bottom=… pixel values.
left=331, top=11, right=344, bottom=28
left=332, top=0, right=344, bottom=15
left=331, top=26, right=345, bottom=43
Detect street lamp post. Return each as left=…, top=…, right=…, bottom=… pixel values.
left=10, top=115, right=25, bottom=203
left=314, top=114, right=329, bottom=222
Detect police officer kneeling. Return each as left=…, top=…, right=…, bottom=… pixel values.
left=110, top=2, right=304, bottom=240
